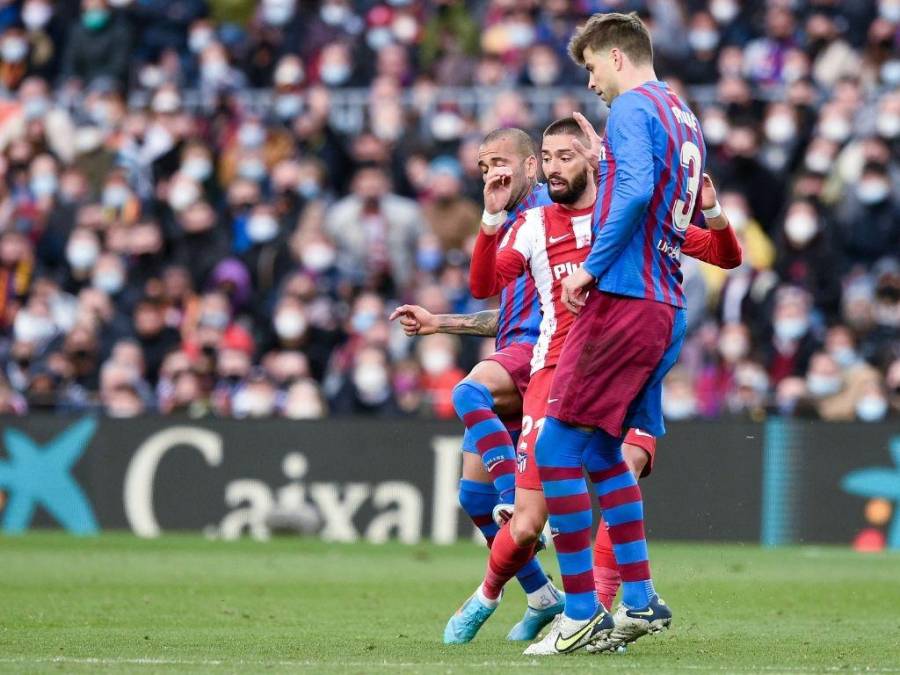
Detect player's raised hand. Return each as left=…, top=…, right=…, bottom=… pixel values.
left=571, top=112, right=603, bottom=168
left=700, top=173, right=718, bottom=210
left=482, top=166, right=513, bottom=232
left=560, top=267, right=595, bottom=315
left=389, top=304, right=438, bottom=336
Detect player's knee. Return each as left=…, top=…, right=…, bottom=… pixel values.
left=457, top=480, right=494, bottom=517
left=466, top=361, right=519, bottom=414
left=509, top=510, right=544, bottom=547
left=622, top=444, right=648, bottom=479
left=452, top=379, right=492, bottom=418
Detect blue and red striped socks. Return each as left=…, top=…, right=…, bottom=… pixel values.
left=457, top=479, right=550, bottom=596
left=453, top=381, right=517, bottom=504
left=584, top=430, right=655, bottom=609
left=534, top=418, right=597, bottom=620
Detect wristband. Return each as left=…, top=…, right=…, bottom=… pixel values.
left=481, top=209, right=508, bottom=228
left=702, top=201, right=722, bottom=219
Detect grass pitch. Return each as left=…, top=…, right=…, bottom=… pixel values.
left=1, top=534, right=899, bottom=673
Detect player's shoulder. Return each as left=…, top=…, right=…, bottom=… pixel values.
left=502, top=205, right=543, bottom=247
left=611, top=87, right=660, bottom=116
left=531, top=182, right=553, bottom=207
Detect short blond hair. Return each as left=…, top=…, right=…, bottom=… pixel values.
left=568, top=12, right=653, bottom=66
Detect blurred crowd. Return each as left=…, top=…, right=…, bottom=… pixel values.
left=0, top=0, right=897, bottom=423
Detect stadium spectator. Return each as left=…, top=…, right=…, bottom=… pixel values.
left=61, top=0, right=132, bottom=87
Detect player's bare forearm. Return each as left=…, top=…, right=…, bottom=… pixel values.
left=434, top=310, right=500, bottom=337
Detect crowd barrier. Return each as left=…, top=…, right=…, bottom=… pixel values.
left=0, top=416, right=896, bottom=549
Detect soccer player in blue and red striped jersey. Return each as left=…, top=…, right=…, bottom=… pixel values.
left=394, top=129, right=565, bottom=644
left=525, top=13, right=710, bottom=655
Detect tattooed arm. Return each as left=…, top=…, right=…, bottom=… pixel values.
left=389, top=305, right=499, bottom=337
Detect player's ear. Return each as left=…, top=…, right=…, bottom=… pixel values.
left=610, top=47, right=622, bottom=71
left=524, top=155, right=538, bottom=181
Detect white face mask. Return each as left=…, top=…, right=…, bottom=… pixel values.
left=726, top=207, right=748, bottom=231
left=237, top=159, right=266, bottom=182
left=830, top=346, right=857, bottom=369
left=856, top=179, right=890, bottom=205
left=764, top=115, right=796, bottom=144
left=274, top=93, right=303, bottom=120
left=819, top=117, right=850, bottom=143
left=2, top=38, right=28, bottom=63
left=527, top=64, right=560, bottom=86
left=283, top=395, right=324, bottom=419
left=774, top=316, right=808, bottom=342
left=718, top=335, right=748, bottom=363
left=856, top=396, right=888, bottom=422
left=366, top=27, right=394, bottom=51
left=139, top=65, right=165, bottom=89
left=710, top=0, right=739, bottom=23
left=879, top=0, right=900, bottom=22
left=662, top=395, right=696, bottom=421
left=301, top=243, right=336, bottom=272
left=806, top=373, right=842, bottom=398
left=703, top=116, right=729, bottom=145
left=319, top=62, right=350, bottom=86
left=353, top=365, right=390, bottom=402
left=30, top=173, right=58, bottom=197
left=233, top=388, right=275, bottom=417
left=66, top=240, right=100, bottom=270
left=14, top=311, right=56, bottom=343
left=274, top=311, right=307, bottom=340
left=152, top=91, right=180, bottom=114
left=22, top=2, right=52, bottom=30
left=784, top=213, right=818, bottom=246
left=202, top=59, right=229, bottom=82
left=274, top=60, right=303, bottom=86
left=320, top=3, right=348, bottom=26
left=430, top=112, right=464, bottom=141
left=876, top=113, right=900, bottom=139
left=247, top=214, right=279, bottom=243
left=880, top=60, right=900, bottom=86
left=688, top=29, right=719, bottom=52
left=421, top=349, right=453, bottom=375
left=189, top=29, right=213, bottom=54
left=168, top=182, right=200, bottom=211
left=804, top=152, right=831, bottom=174
left=102, top=184, right=130, bottom=209
left=392, top=14, right=418, bottom=43
left=182, top=157, right=213, bottom=182
left=93, top=269, right=124, bottom=294
left=238, top=124, right=265, bottom=148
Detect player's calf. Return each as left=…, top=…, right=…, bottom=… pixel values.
left=452, top=380, right=517, bottom=504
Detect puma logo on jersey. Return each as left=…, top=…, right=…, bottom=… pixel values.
left=552, top=261, right=582, bottom=280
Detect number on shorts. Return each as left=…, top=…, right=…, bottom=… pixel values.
left=518, top=415, right=546, bottom=452
left=671, top=141, right=701, bottom=232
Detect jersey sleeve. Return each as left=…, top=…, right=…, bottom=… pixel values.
left=681, top=222, right=743, bottom=269
left=583, top=93, right=655, bottom=281
left=469, top=214, right=530, bottom=299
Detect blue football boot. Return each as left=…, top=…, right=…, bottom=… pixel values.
left=506, top=588, right=565, bottom=641
left=443, top=589, right=499, bottom=644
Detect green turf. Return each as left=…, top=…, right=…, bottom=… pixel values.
left=1, top=534, right=899, bottom=673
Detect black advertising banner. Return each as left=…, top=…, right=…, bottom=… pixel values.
left=0, top=415, right=897, bottom=548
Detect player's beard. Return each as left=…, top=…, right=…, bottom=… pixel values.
left=548, top=170, right=588, bottom=205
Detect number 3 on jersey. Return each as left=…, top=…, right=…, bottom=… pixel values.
left=671, top=141, right=701, bottom=232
